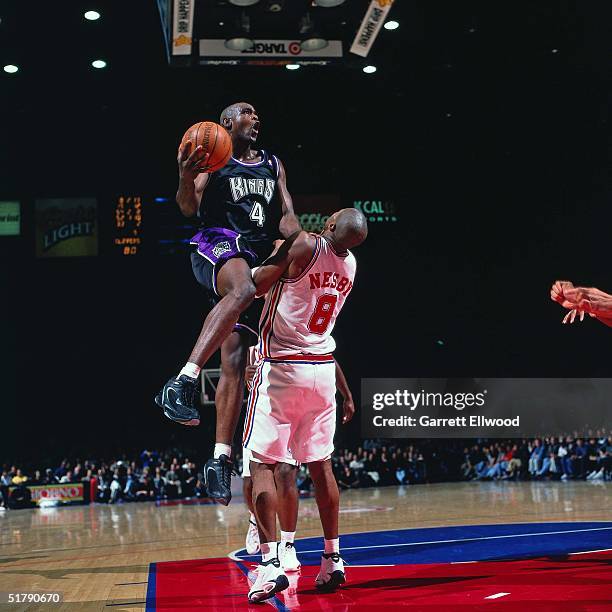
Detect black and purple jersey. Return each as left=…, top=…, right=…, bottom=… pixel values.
left=196, top=150, right=281, bottom=263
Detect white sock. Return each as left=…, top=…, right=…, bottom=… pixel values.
left=281, top=530, right=296, bottom=545
left=179, top=362, right=201, bottom=379
left=261, top=541, right=277, bottom=562
left=324, top=538, right=339, bottom=554
left=249, top=511, right=256, bottom=523
left=214, top=443, right=232, bottom=459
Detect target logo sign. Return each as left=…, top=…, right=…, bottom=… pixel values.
left=288, top=42, right=301, bottom=55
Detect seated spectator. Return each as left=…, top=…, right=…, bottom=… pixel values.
left=43, top=468, right=59, bottom=485
left=528, top=439, right=545, bottom=477
left=337, top=466, right=359, bottom=490
left=153, top=467, right=167, bottom=499
left=11, top=469, right=28, bottom=486
left=60, top=470, right=74, bottom=484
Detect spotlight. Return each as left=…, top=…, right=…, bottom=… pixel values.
left=384, top=20, right=399, bottom=30
left=228, top=0, right=260, bottom=6
left=363, top=65, right=376, bottom=74
left=286, top=64, right=300, bottom=70
left=314, top=0, right=346, bottom=6
left=301, top=36, right=328, bottom=51
left=91, top=59, right=107, bottom=69
left=265, top=0, right=284, bottom=11
left=84, top=10, right=101, bottom=21
left=3, top=64, right=18, bottom=74
left=225, top=13, right=254, bottom=51
left=299, top=13, right=328, bottom=52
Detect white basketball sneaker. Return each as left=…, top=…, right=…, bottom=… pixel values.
left=248, top=558, right=289, bottom=603
left=246, top=518, right=260, bottom=555
left=279, top=542, right=301, bottom=572
left=315, top=552, right=346, bottom=591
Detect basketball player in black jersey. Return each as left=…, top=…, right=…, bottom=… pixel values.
left=156, top=102, right=300, bottom=504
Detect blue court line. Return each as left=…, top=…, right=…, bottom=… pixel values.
left=234, top=522, right=612, bottom=566
left=234, top=559, right=289, bottom=612
left=145, top=562, right=156, bottom=612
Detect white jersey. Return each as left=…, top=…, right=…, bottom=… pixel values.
left=257, top=234, right=356, bottom=359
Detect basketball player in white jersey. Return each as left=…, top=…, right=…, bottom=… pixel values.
left=243, top=209, right=367, bottom=603
left=242, top=347, right=355, bottom=572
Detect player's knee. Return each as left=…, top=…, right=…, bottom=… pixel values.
left=229, top=282, right=256, bottom=309
left=276, top=464, right=297, bottom=490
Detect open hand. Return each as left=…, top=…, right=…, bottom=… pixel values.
left=177, top=140, right=211, bottom=180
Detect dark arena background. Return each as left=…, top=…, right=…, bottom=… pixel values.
left=0, top=1, right=610, bottom=610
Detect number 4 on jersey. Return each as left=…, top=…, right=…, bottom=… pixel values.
left=249, top=201, right=265, bottom=227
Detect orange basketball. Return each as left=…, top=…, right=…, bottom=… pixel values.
left=179, top=121, right=232, bottom=173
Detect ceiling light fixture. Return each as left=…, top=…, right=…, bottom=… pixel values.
left=225, top=12, right=254, bottom=51
left=84, top=10, right=101, bottom=21
left=313, top=0, right=346, bottom=7
left=3, top=64, right=18, bottom=74
left=228, top=0, right=260, bottom=6
left=363, top=65, right=376, bottom=74
left=299, top=13, right=328, bottom=52
left=91, top=59, right=107, bottom=69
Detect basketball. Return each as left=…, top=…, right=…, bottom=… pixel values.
left=180, top=121, right=232, bottom=173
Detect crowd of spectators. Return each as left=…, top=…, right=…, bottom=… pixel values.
left=2, top=432, right=610, bottom=510
left=0, top=450, right=208, bottom=509
left=461, top=435, right=612, bottom=482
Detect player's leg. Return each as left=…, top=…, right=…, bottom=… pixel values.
left=248, top=456, right=288, bottom=603
left=156, top=254, right=255, bottom=426
left=242, top=447, right=260, bottom=555
left=274, top=462, right=301, bottom=571
left=189, top=258, right=255, bottom=367
left=204, top=330, right=249, bottom=505
left=309, top=458, right=345, bottom=591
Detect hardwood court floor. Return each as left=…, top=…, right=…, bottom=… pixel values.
left=0, top=481, right=609, bottom=611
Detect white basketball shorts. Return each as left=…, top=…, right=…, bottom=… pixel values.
left=242, top=358, right=336, bottom=464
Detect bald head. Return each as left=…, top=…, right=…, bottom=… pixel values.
left=324, top=208, right=368, bottom=250
left=219, top=102, right=243, bottom=127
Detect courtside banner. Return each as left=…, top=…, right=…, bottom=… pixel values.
left=29, top=484, right=84, bottom=506
left=361, top=378, right=612, bottom=438
left=350, top=0, right=395, bottom=58
left=172, top=0, right=194, bottom=55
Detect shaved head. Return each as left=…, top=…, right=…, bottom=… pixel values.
left=325, top=208, right=368, bottom=250
left=219, top=102, right=243, bottom=126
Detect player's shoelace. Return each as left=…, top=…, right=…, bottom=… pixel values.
left=180, top=378, right=196, bottom=407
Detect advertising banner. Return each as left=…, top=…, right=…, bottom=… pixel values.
left=172, top=0, right=194, bottom=56
left=0, top=201, right=20, bottom=236
left=35, top=198, right=98, bottom=258
left=350, top=0, right=395, bottom=58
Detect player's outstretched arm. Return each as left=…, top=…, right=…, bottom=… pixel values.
left=252, top=231, right=313, bottom=297
left=334, top=359, right=354, bottom=424
left=175, top=141, right=210, bottom=217
left=276, top=159, right=301, bottom=238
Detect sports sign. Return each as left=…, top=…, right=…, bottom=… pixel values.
left=350, top=0, right=395, bottom=58
left=199, top=39, right=343, bottom=65
left=172, top=0, right=194, bottom=55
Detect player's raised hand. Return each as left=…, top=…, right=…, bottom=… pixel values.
left=551, top=280, right=578, bottom=309
left=342, top=396, right=355, bottom=424
left=177, top=140, right=211, bottom=180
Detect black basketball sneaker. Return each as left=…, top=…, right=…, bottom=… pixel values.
left=155, top=375, right=200, bottom=426
left=204, top=454, right=233, bottom=506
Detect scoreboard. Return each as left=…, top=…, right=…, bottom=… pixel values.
left=113, top=196, right=144, bottom=256
left=110, top=195, right=196, bottom=257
